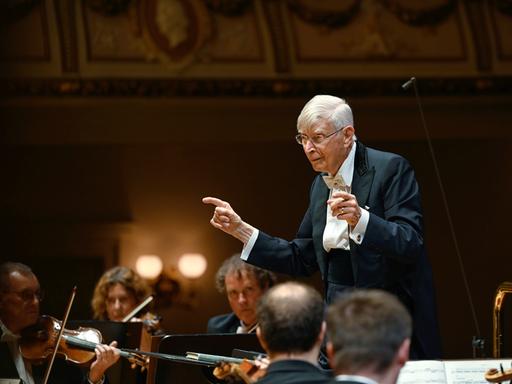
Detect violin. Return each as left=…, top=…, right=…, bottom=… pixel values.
left=185, top=352, right=268, bottom=383
left=485, top=364, right=512, bottom=383
left=19, top=315, right=148, bottom=369
left=213, top=359, right=267, bottom=384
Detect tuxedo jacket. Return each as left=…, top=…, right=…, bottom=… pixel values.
left=255, top=360, right=332, bottom=384
left=246, top=141, right=441, bottom=359
left=206, top=312, right=240, bottom=334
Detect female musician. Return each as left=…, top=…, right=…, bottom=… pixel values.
left=91, top=266, right=152, bottom=322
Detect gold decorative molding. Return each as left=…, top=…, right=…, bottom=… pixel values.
left=1, top=77, right=511, bottom=98
left=85, top=0, right=132, bottom=16
left=54, top=0, right=79, bottom=72
left=137, top=0, right=212, bottom=67
left=286, top=0, right=361, bottom=28
left=261, top=0, right=290, bottom=72
left=204, top=0, right=252, bottom=16
left=378, top=0, right=456, bottom=27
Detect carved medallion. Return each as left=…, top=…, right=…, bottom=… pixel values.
left=138, top=0, right=211, bottom=68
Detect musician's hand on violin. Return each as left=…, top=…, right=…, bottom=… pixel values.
left=253, top=355, right=269, bottom=370
left=89, top=341, right=120, bottom=383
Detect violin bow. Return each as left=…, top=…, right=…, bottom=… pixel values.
left=42, top=286, right=77, bottom=384
left=122, top=295, right=154, bottom=322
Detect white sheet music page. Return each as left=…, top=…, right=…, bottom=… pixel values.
left=397, top=360, right=447, bottom=384
left=444, top=359, right=512, bottom=384
left=396, top=359, right=512, bottom=384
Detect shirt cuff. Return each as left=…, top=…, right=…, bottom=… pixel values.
left=350, top=208, right=369, bottom=244
left=240, top=228, right=259, bottom=260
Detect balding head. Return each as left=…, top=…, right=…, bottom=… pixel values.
left=256, top=281, right=324, bottom=355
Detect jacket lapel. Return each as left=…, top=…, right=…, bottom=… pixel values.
left=351, top=141, right=374, bottom=209
left=350, top=142, right=374, bottom=283
left=310, top=176, right=330, bottom=279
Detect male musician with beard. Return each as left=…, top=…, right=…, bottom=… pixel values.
left=0, top=262, right=119, bottom=384
left=207, top=255, right=276, bottom=334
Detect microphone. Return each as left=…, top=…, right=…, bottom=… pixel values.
left=401, top=77, right=415, bottom=90
left=402, top=77, right=483, bottom=357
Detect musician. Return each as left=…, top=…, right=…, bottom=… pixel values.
left=254, top=281, right=331, bottom=384
left=203, top=94, right=440, bottom=359
left=326, top=289, right=412, bottom=384
left=0, top=262, right=119, bottom=384
left=91, top=266, right=152, bottom=322
left=207, top=255, right=276, bottom=334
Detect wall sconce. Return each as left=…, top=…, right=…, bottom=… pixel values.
left=135, top=254, right=163, bottom=279
left=135, top=253, right=207, bottom=309
left=178, top=253, right=207, bottom=279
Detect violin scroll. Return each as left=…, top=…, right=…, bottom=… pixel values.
left=485, top=364, right=512, bottom=383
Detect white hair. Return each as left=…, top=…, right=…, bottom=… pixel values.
left=297, top=95, right=354, bottom=132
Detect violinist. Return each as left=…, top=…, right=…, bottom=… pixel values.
left=91, top=266, right=161, bottom=384
left=208, top=255, right=276, bottom=334
left=91, top=266, right=153, bottom=323
left=254, top=281, right=331, bottom=384
left=0, top=262, right=119, bottom=384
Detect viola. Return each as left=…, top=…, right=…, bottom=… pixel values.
left=19, top=315, right=148, bottom=369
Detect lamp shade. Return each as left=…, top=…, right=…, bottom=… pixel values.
left=135, top=254, right=163, bottom=279
left=178, top=253, right=207, bottom=279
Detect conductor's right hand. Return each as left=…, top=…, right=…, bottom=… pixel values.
left=202, top=197, right=255, bottom=244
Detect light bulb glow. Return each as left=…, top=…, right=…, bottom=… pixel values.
left=178, top=253, right=207, bottom=279
left=135, top=255, right=163, bottom=279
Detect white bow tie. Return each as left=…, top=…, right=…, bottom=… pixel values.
left=322, top=175, right=348, bottom=190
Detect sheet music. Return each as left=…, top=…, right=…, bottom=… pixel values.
left=444, top=359, right=512, bottom=384
left=397, top=360, right=447, bottom=384
left=396, top=359, right=512, bottom=384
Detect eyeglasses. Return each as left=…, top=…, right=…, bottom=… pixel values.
left=4, top=289, right=44, bottom=302
left=295, top=126, right=346, bottom=146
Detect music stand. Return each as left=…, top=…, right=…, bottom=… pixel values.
left=154, top=333, right=264, bottom=384
left=67, top=320, right=143, bottom=384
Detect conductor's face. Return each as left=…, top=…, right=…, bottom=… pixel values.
left=225, top=271, right=265, bottom=327
left=298, top=120, right=355, bottom=176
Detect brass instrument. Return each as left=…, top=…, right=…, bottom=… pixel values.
left=492, top=281, right=512, bottom=357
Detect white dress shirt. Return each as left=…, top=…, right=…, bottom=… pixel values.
left=322, top=143, right=369, bottom=252
left=242, top=142, right=369, bottom=260
left=335, top=374, right=379, bottom=384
